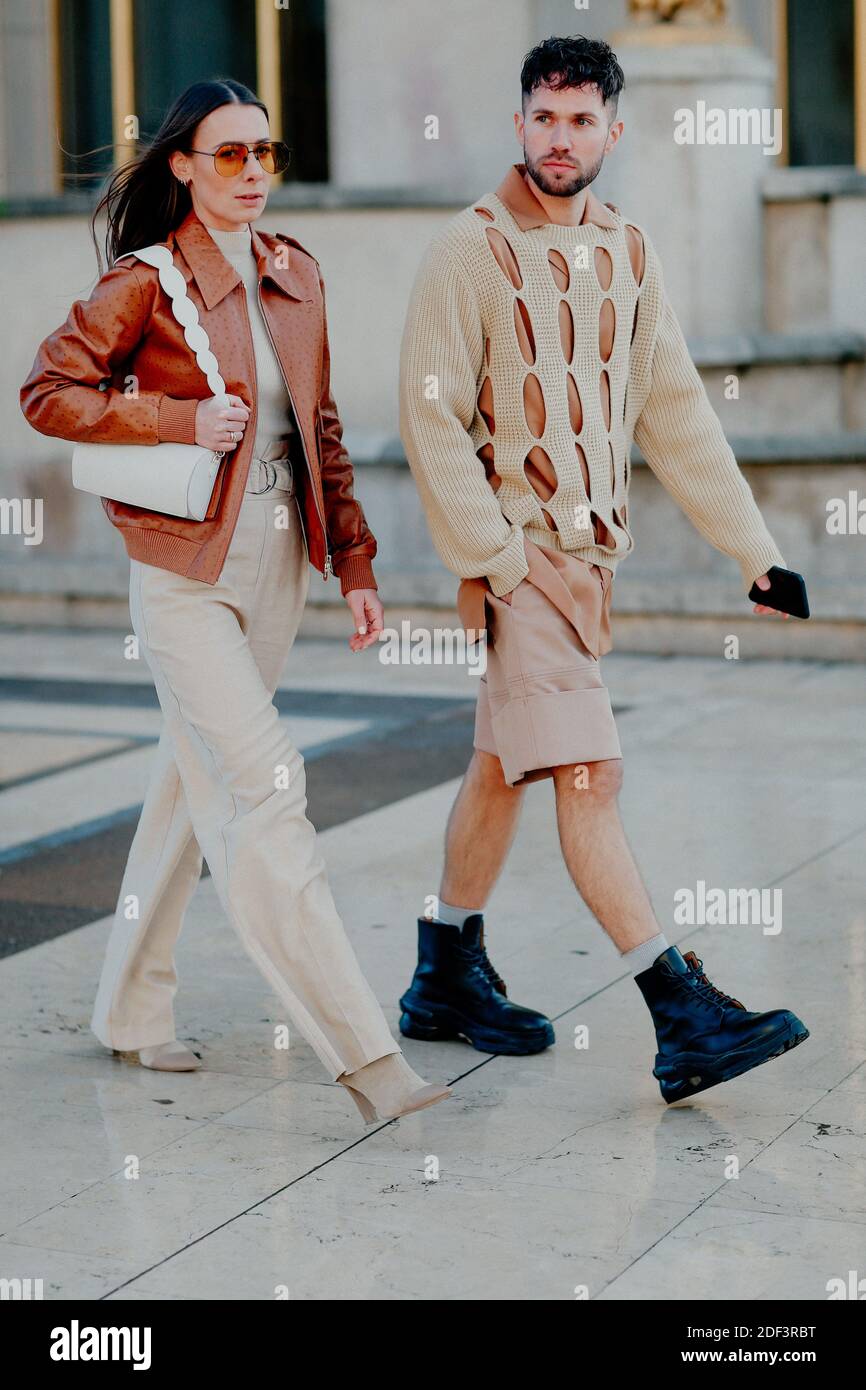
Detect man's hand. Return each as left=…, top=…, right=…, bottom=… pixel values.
left=345, top=588, right=384, bottom=651
left=752, top=573, right=790, bottom=619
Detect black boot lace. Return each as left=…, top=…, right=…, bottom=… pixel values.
left=455, top=924, right=508, bottom=996
left=682, top=951, right=746, bottom=1011
left=476, top=952, right=507, bottom=996
left=477, top=923, right=507, bottom=996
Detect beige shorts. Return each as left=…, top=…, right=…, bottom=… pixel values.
left=474, top=576, right=622, bottom=787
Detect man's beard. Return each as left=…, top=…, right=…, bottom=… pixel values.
left=524, top=147, right=605, bottom=199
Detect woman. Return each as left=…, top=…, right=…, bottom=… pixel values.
left=19, top=78, right=450, bottom=1127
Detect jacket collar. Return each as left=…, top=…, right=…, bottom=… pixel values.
left=494, top=163, right=618, bottom=231
left=171, top=206, right=307, bottom=309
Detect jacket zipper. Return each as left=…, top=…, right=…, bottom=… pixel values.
left=255, top=278, right=332, bottom=580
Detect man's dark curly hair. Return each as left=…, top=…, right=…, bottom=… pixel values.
left=520, top=35, right=625, bottom=117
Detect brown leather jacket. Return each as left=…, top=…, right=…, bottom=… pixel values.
left=19, top=206, right=377, bottom=595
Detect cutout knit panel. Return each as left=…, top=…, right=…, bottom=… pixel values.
left=398, top=187, right=788, bottom=597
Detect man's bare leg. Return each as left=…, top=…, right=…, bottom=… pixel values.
left=401, top=747, right=554, bottom=1052
left=551, top=758, right=663, bottom=953
left=549, top=756, right=810, bottom=1102
left=439, top=749, right=525, bottom=909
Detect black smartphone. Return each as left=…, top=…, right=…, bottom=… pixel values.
left=747, top=565, right=810, bottom=619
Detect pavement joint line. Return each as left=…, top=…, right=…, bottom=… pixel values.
left=91, top=1018, right=838, bottom=1301
left=0, top=724, right=155, bottom=738
left=0, top=739, right=147, bottom=795
left=89, top=1059, right=501, bottom=1300
left=0, top=719, right=388, bottom=800
left=0, top=697, right=483, bottom=953
left=0, top=715, right=442, bottom=864
left=0, top=676, right=478, bottom=714
left=547, top=814, right=866, bottom=1030
left=1, top=649, right=861, bottom=1295
left=2, top=914, right=857, bottom=1293
left=0, top=804, right=156, bottom=866
left=588, top=1101, right=829, bottom=1300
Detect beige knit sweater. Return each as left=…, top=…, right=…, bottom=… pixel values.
left=398, top=189, right=786, bottom=598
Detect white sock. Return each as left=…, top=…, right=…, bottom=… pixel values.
left=429, top=899, right=482, bottom=929
left=622, top=932, right=669, bottom=978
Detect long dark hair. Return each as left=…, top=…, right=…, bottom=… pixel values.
left=89, top=77, right=267, bottom=274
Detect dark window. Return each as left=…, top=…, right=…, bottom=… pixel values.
left=787, top=0, right=855, bottom=166
left=279, top=0, right=329, bottom=182
left=133, top=0, right=257, bottom=140
left=58, top=0, right=113, bottom=192
left=55, top=0, right=328, bottom=194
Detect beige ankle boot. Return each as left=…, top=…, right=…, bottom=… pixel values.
left=337, top=1052, right=451, bottom=1124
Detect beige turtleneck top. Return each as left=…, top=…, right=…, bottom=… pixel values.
left=204, top=221, right=295, bottom=459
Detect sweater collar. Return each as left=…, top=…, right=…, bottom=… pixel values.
left=494, top=163, right=618, bottom=231
left=172, top=205, right=307, bottom=309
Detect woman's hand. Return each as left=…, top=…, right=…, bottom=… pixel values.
left=195, top=394, right=250, bottom=451
left=345, top=588, right=384, bottom=652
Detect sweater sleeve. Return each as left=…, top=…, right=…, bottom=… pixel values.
left=632, top=239, right=786, bottom=592
left=19, top=260, right=199, bottom=446
left=398, top=235, right=529, bottom=597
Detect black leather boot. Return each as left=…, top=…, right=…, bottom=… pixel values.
left=399, top=915, right=555, bottom=1055
left=635, top=945, right=809, bottom=1103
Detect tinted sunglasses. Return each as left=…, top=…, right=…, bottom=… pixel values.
left=184, top=140, right=292, bottom=177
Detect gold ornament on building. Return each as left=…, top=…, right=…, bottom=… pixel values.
left=627, top=0, right=728, bottom=22
left=616, top=0, right=749, bottom=46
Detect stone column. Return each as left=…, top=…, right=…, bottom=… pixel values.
left=602, top=4, right=778, bottom=334
left=1, top=0, right=59, bottom=198
left=325, top=0, right=533, bottom=192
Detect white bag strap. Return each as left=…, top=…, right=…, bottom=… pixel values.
left=114, top=243, right=227, bottom=399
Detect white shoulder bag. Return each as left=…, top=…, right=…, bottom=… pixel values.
left=71, top=243, right=228, bottom=521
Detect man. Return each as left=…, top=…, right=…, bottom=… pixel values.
left=396, top=34, right=808, bottom=1102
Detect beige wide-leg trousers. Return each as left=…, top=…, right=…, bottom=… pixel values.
left=90, top=449, right=400, bottom=1080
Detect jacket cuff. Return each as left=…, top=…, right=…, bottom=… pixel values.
left=336, top=553, right=377, bottom=596
left=158, top=396, right=199, bottom=445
